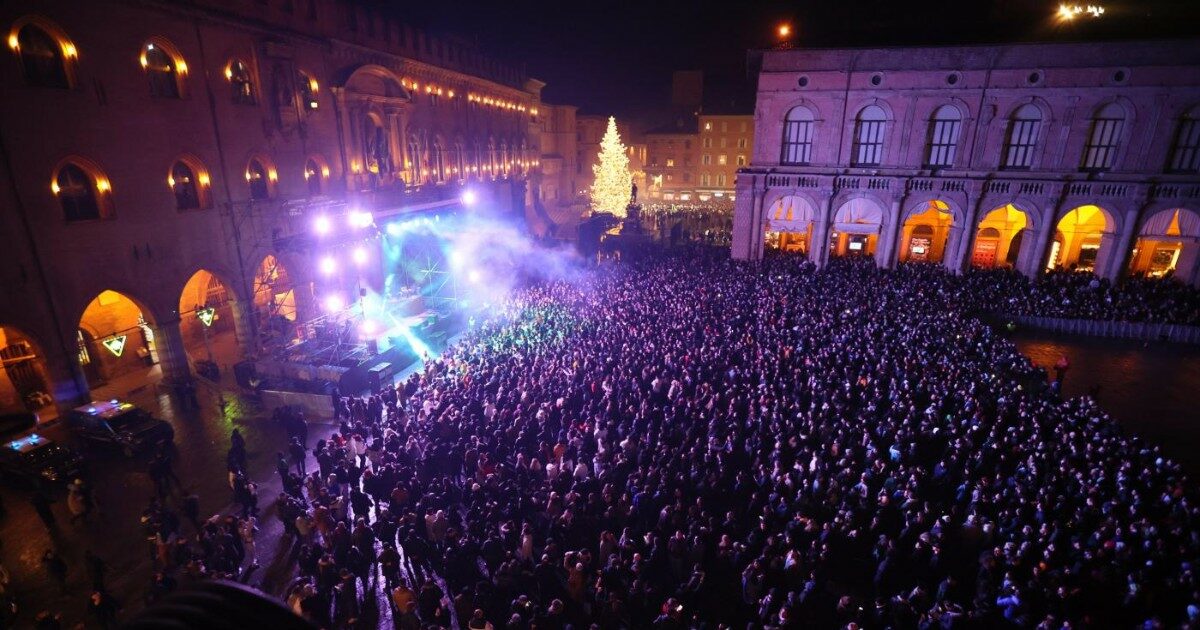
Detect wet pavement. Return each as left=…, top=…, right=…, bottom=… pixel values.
left=1012, top=329, right=1200, bottom=472
left=0, top=378, right=343, bottom=628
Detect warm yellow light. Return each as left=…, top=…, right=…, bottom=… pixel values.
left=778, top=24, right=791, bottom=37
left=448, top=90, right=455, bottom=98
left=50, top=181, right=60, bottom=194
left=1058, top=4, right=1075, bottom=19
left=96, top=179, right=111, bottom=193
left=224, top=67, right=233, bottom=80
left=63, top=42, right=77, bottom=58
left=244, top=171, right=252, bottom=182
left=309, top=78, right=319, bottom=92
left=303, top=169, right=311, bottom=180
left=426, top=85, right=432, bottom=93
left=267, top=169, right=278, bottom=182
left=350, top=161, right=362, bottom=174
left=139, top=54, right=148, bottom=68
left=167, top=175, right=176, bottom=187
left=321, top=166, right=330, bottom=177
left=177, top=60, right=188, bottom=74
left=531, top=108, right=539, bottom=116
left=7, top=34, right=18, bottom=51
left=198, top=173, right=210, bottom=186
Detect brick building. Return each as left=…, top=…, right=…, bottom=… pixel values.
left=0, top=0, right=558, bottom=415
left=733, top=40, right=1200, bottom=286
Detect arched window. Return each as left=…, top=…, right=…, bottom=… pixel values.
left=1003, top=104, right=1042, bottom=170
left=781, top=106, right=815, bottom=165
left=1168, top=107, right=1200, bottom=174
left=473, top=142, right=484, bottom=177
left=170, top=161, right=201, bottom=210
left=296, top=70, right=318, bottom=111
left=141, top=42, right=182, bottom=98
left=14, top=24, right=70, bottom=88
left=431, top=140, right=446, bottom=183
left=453, top=142, right=465, bottom=179
left=246, top=159, right=270, bottom=200
left=1080, top=102, right=1125, bottom=172
left=488, top=139, right=498, bottom=178
left=926, top=105, right=962, bottom=168
left=851, top=105, right=886, bottom=166
left=227, top=59, right=255, bottom=105
left=304, top=158, right=323, bottom=195
left=54, top=162, right=109, bottom=222
left=407, top=136, right=422, bottom=184
left=500, top=142, right=510, bottom=176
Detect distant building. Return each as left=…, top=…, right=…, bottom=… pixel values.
left=643, top=114, right=753, bottom=203
left=733, top=40, right=1200, bottom=286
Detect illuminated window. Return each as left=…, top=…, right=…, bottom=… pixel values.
left=228, top=59, right=255, bottom=105
left=666, top=158, right=675, bottom=168
left=718, top=155, right=727, bottom=166
left=170, top=161, right=201, bottom=210
left=703, top=122, right=712, bottom=131
left=852, top=105, right=886, bottom=166
left=296, top=70, right=318, bottom=111
left=54, top=162, right=109, bottom=222
left=1003, top=104, right=1042, bottom=170
left=246, top=159, right=270, bottom=200
left=142, top=42, right=183, bottom=98
left=304, top=158, right=322, bottom=195
left=1167, top=108, right=1200, bottom=173
left=781, top=106, right=814, bottom=165
left=14, top=23, right=70, bottom=88
left=926, top=105, right=961, bottom=168
left=431, top=140, right=446, bottom=183
left=736, top=155, right=747, bottom=166
left=1080, top=102, right=1125, bottom=172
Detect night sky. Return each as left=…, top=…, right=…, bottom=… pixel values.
left=390, top=0, right=1200, bottom=124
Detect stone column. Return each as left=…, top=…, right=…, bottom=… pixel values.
left=1020, top=203, right=1060, bottom=277
left=1176, top=242, right=1200, bottom=287
left=877, top=198, right=904, bottom=269
left=815, top=193, right=835, bottom=268
left=49, top=337, right=91, bottom=414
left=1099, top=208, right=1141, bottom=282
left=230, top=299, right=258, bottom=359
left=749, top=185, right=767, bottom=261
left=154, top=317, right=193, bottom=386
left=730, top=176, right=758, bottom=261
left=948, top=198, right=983, bottom=274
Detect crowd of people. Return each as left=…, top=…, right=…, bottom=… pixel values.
left=961, top=267, right=1200, bottom=325
left=226, top=253, right=1197, bottom=628
left=14, top=250, right=1200, bottom=628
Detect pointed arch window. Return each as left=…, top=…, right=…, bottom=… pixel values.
left=13, top=23, right=71, bottom=88
left=227, top=59, right=255, bottom=105
left=304, top=158, right=323, bottom=195
left=170, top=161, right=201, bottom=210
left=926, top=105, right=962, bottom=168
left=296, top=70, right=319, bottom=111
left=141, top=42, right=184, bottom=98
left=781, top=106, right=815, bottom=165
left=851, top=106, right=886, bottom=166
left=246, top=159, right=271, bottom=200
left=54, top=162, right=111, bottom=222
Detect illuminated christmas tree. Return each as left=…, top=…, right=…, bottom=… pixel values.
left=590, top=116, right=631, bottom=217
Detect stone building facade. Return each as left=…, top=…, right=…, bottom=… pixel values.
left=733, top=40, right=1200, bottom=286
left=0, top=0, right=552, bottom=414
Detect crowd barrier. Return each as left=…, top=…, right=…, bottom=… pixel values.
left=1007, top=315, right=1200, bottom=344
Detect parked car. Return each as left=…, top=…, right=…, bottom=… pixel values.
left=66, top=400, right=174, bottom=456
left=0, top=412, right=83, bottom=485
